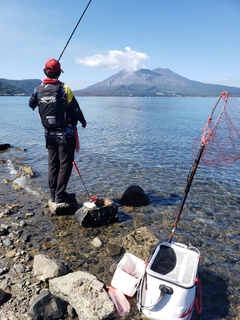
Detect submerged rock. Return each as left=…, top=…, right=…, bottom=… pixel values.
left=120, top=185, right=149, bottom=206
left=16, top=165, right=35, bottom=178
left=0, top=144, right=10, bottom=151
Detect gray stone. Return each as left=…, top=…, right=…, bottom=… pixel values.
left=106, top=242, right=122, bottom=256
left=33, top=254, right=68, bottom=281
left=2, top=238, right=13, bottom=246
left=28, top=289, right=68, bottom=319
left=49, top=271, right=114, bottom=320
left=14, top=264, right=25, bottom=273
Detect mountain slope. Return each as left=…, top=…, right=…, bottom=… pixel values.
left=74, top=68, right=240, bottom=97
left=0, top=79, right=41, bottom=95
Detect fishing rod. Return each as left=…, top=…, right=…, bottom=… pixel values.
left=58, top=0, right=93, bottom=61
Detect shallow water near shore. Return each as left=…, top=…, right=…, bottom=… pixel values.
left=0, top=96, right=240, bottom=319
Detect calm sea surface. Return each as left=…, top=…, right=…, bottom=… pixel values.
left=0, top=96, right=239, bottom=319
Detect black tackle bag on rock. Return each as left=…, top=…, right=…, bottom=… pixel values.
left=75, top=198, right=118, bottom=227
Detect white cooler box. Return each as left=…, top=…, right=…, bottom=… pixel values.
left=137, top=241, right=200, bottom=320
left=111, top=252, right=146, bottom=297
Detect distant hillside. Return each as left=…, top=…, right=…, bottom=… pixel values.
left=73, top=68, right=240, bottom=97
left=0, top=79, right=41, bottom=96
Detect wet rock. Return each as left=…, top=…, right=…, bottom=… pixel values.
left=2, top=178, right=11, bottom=183
left=12, top=183, right=23, bottom=191
left=106, top=242, right=122, bottom=256
left=33, top=254, right=69, bottom=281
left=28, top=289, right=68, bottom=319
left=16, top=166, right=35, bottom=178
left=120, top=185, right=150, bottom=206
left=0, top=144, right=10, bottom=151
left=48, top=199, right=80, bottom=215
left=49, top=271, right=114, bottom=320
left=121, top=226, right=159, bottom=261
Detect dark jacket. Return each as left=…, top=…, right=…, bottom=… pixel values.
left=29, top=78, right=86, bottom=137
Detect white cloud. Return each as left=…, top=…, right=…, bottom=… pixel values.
left=216, top=77, right=240, bottom=87
left=217, top=78, right=230, bottom=84
left=75, top=47, right=149, bottom=71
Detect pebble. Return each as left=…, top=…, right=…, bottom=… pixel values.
left=2, top=239, right=13, bottom=246
left=91, top=237, right=103, bottom=247
left=6, top=250, right=16, bottom=258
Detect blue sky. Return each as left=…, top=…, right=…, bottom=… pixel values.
left=0, top=0, right=239, bottom=90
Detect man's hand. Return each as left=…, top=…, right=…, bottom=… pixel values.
left=82, top=122, right=87, bottom=128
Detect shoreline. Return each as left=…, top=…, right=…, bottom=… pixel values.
left=0, top=168, right=240, bottom=319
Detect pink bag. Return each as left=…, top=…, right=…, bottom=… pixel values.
left=74, top=127, right=80, bottom=153
left=107, top=286, right=130, bottom=317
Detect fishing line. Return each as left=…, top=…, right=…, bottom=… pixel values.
left=58, top=0, right=93, bottom=61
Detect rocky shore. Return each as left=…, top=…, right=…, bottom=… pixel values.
left=0, top=173, right=159, bottom=319
left=0, top=164, right=239, bottom=319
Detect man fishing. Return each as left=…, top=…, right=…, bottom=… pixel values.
left=29, top=58, right=87, bottom=203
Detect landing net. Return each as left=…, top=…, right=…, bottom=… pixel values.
left=192, top=92, right=240, bottom=166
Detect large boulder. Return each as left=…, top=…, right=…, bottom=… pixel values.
left=49, top=271, right=114, bottom=320
left=120, top=185, right=149, bottom=206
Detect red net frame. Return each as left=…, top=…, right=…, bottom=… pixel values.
left=168, top=92, right=240, bottom=242
left=192, top=92, right=240, bottom=166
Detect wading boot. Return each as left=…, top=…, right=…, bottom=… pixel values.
left=50, top=192, right=55, bottom=202
left=55, top=192, right=76, bottom=204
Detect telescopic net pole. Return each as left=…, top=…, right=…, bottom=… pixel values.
left=168, top=144, right=205, bottom=243
left=168, top=91, right=232, bottom=243
left=58, top=0, right=93, bottom=61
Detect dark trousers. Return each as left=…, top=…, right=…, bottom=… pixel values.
left=47, top=136, right=75, bottom=197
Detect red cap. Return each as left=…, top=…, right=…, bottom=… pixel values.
left=44, top=59, right=64, bottom=73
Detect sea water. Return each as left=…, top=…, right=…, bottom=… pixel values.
left=1, top=96, right=240, bottom=217
left=1, top=96, right=239, bottom=196
left=0, top=96, right=239, bottom=318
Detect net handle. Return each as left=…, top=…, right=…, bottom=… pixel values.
left=168, top=92, right=229, bottom=243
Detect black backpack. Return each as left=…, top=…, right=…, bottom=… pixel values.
left=37, top=84, right=67, bottom=129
